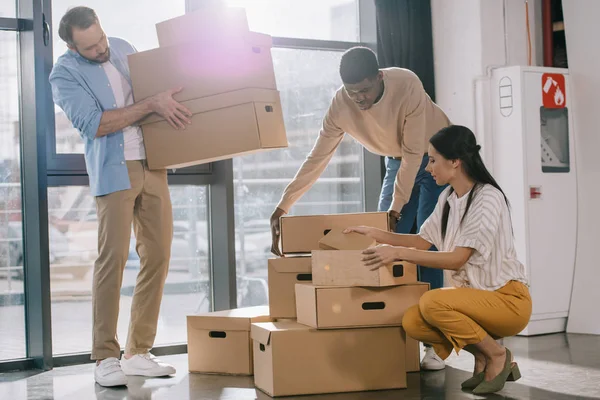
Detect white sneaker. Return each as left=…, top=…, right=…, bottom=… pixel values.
left=94, top=357, right=128, bottom=387
left=420, top=347, right=446, bottom=371
left=120, top=353, right=176, bottom=377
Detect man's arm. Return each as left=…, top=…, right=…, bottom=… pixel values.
left=95, top=100, right=153, bottom=138
left=390, top=82, right=427, bottom=213
left=96, top=88, right=191, bottom=137
left=270, top=100, right=345, bottom=256
left=50, top=68, right=104, bottom=141
left=275, top=104, right=345, bottom=213
left=50, top=67, right=191, bottom=140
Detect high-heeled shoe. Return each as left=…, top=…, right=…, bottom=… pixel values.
left=461, top=364, right=521, bottom=390
left=461, top=372, right=484, bottom=390
left=472, top=348, right=522, bottom=394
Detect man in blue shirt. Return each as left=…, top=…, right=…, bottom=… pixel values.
left=50, top=7, right=191, bottom=387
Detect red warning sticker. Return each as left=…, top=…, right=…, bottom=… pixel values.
left=542, top=73, right=566, bottom=108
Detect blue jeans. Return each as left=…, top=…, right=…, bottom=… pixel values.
left=378, top=155, right=446, bottom=290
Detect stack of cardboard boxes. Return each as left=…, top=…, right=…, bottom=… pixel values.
left=252, top=212, right=429, bottom=397
left=184, top=213, right=429, bottom=397
left=128, top=6, right=288, bottom=170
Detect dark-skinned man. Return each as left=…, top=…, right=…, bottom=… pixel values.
left=269, top=46, right=451, bottom=370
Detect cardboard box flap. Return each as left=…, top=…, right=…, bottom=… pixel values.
left=188, top=306, right=270, bottom=332
left=269, top=257, right=312, bottom=274
left=140, top=89, right=281, bottom=126
left=251, top=323, right=273, bottom=346
left=318, top=229, right=376, bottom=250
left=251, top=321, right=312, bottom=343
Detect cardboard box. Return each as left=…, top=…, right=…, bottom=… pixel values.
left=251, top=321, right=406, bottom=397
left=187, top=306, right=271, bottom=375
left=156, top=6, right=249, bottom=47
left=280, top=212, right=389, bottom=254
left=311, top=250, right=418, bottom=287
left=318, top=229, right=376, bottom=250
left=128, top=32, right=276, bottom=104
left=139, top=89, right=287, bottom=170
left=405, top=332, right=421, bottom=373
left=295, top=283, right=428, bottom=329
left=267, top=257, right=312, bottom=319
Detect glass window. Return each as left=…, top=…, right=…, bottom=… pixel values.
left=225, top=0, right=358, bottom=42
left=234, top=48, right=365, bottom=308
left=49, top=185, right=209, bottom=355
left=51, top=1, right=186, bottom=154
left=0, top=2, right=16, bottom=18
left=0, top=31, right=25, bottom=361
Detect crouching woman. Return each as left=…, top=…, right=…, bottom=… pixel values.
left=346, top=125, right=532, bottom=395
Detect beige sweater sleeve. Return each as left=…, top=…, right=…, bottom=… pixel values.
left=390, top=82, right=427, bottom=212
left=276, top=101, right=345, bottom=213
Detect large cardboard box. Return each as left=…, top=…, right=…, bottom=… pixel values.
left=318, top=229, right=376, bottom=250
left=280, top=212, right=389, bottom=254
left=138, top=89, right=287, bottom=169
left=267, top=257, right=312, bottom=319
left=295, top=283, right=428, bottom=329
left=187, top=306, right=271, bottom=375
left=128, top=32, right=276, bottom=104
left=251, top=321, right=406, bottom=397
left=311, top=250, right=418, bottom=287
left=156, top=6, right=249, bottom=47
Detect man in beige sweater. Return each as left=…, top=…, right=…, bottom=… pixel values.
left=269, top=47, right=451, bottom=370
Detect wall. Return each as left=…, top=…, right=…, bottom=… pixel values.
left=431, top=0, right=541, bottom=166
left=562, top=0, right=600, bottom=335
left=431, top=0, right=484, bottom=130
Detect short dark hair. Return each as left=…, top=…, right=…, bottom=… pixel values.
left=58, top=6, right=99, bottom=46
left=339, top=46, right=380, bottom=84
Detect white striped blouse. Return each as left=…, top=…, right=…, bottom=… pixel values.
left=418, top=183, right=529, bottom=291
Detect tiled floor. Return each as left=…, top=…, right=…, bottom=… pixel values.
left=1, top=333, right=599, bottom=399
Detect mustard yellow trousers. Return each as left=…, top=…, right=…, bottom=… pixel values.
left=402, top=281, right=532, bottom=359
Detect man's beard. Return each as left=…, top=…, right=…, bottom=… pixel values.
left=78, top=47, right=110, bottom=64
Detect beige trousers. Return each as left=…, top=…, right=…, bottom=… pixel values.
left=91, top=160, right=173, bottom=360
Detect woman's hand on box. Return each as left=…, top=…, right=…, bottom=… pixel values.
left=361, top=244, right=401, bottom=270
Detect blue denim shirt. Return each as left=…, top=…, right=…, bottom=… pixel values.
left=49, top=37, right=138, bottom=197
